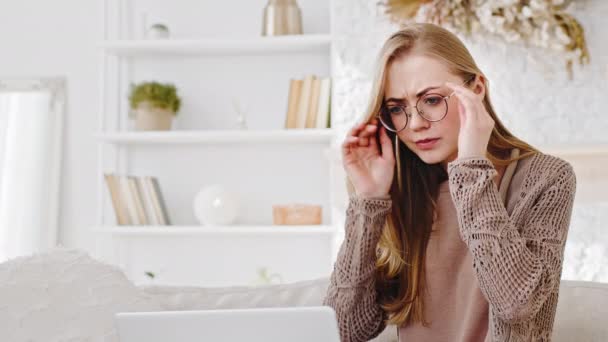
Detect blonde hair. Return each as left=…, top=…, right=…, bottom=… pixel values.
left=346, top=23, right=539, bottom=326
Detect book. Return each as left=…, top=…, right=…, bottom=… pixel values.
left=295, top=74, right=315, bottom=129
left=285, top=79, right=302, bottom=129
left=136, top=176, right=158, bottom=225
left=306, top=77, right=322, bottom=128
left=143, top=176, right=162, bottom=225
left=142, top=176, right=164, bottom=225
left=103, top=173, right=130, bottom=225
left=128, top=176, right=148, bottom=225
left=327, top=102, right=331, bottom=128
left=145, top=176, right=171, bottom=225
left=315, top=77, right=331, bottom=128
left=119, top=175, right=141, bottom=225
left=153, top=177, right=171, bottom=225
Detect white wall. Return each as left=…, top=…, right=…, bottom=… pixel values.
left=0, top=0, right=101, bottom=250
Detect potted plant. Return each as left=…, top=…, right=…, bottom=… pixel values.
left=129, top=81, right=181, bottom=131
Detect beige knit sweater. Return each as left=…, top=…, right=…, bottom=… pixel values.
left=323, top=151, right=577, bottom=342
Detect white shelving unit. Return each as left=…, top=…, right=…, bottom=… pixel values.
left=100, top=34, right=332, bottom=56
left=94, top=0, right=338, bottom=287
left=538, top=143, right=608, bottom=157
left=92, top=225, right=336, bottom=236
left=95, top=128, right=335, bottom=144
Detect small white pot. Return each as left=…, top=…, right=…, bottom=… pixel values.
left=134, top=102, right=174, bottom=131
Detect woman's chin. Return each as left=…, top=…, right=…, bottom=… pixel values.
left=414, top=149, right=447, bottom=165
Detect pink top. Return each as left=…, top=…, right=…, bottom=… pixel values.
left=396, top=179, right=494, bottom=341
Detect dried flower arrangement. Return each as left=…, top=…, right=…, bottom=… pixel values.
left=379, top=0, right=590, bottom=76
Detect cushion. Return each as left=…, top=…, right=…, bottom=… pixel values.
left=553, top=280, right=608, bottom=341
left=0, top=247, right=162, bottom=342
left=141, top=276, right=332, bottom=310
left=142, top=276, right=398, bottom=342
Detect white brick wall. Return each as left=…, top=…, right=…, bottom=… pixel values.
left=330, top=1, right=608, bottom=282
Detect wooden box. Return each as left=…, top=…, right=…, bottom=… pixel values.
left=272, top=204, right=322, bottom=225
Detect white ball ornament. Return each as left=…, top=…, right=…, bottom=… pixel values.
left=193, top=184, right=240, bottom=225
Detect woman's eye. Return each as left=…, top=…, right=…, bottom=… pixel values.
left=388, top=106, right=405, bottom=115
left=423, top=96, right=442, bottom=105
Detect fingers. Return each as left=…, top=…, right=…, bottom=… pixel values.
left=365, top=119, right=380, bottom=149
left=341, top=119, right=380, bottom=156
left=378, top=125, right=394, bottom=162
left=357, top=121, right=378, bottom=147
left=445, top=80, right=479, bottom=100
left=341, top=135, right=359, bottom=156
left=345, top=119, right=378, bottom=147
left=341, top=119, right=396, bottom=168
left=342, top=123, right=365, bottom=156
left=346, top=121, right=366, bottom=138
left=445, top=81, right=481, bottom=122
left=342, top=121, right=365, bottom=155
left=445, top=81, right=494, bottom=131
left=452, top=90, right=475, bottom=123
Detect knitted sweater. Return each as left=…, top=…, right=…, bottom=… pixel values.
left=323, top=151, right=577, bottom=342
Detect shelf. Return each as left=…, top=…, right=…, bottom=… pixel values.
left=92, top=224, right=337, bottom=236
left=539, top=143, right=608, bottom=157
left=100, top=34, right=332, bottom=57
left=95, top=129, right=335, bottom=145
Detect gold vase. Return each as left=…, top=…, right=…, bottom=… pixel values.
left=262, top=0, right=303, bottom=36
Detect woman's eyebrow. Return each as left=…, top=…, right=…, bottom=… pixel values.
left=385, top=85, right=441, bottom=103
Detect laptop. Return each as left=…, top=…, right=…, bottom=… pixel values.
left=115, top=306, right=341, bottom=342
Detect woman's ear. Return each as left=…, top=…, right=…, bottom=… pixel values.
left=474, top=74, right=487, bottom=98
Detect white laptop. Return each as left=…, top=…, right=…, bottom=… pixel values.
left=115, top=306, right=341, bottom=342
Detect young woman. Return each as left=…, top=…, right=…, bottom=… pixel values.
left=323, top=23, right=577, bottom=342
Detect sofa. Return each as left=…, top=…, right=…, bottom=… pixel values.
left=1, top=247, right=607, bottom=342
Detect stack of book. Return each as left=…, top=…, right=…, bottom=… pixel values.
left=104, top=173, right=171, bottom=225
left=284, top=75, right=331, bottom=129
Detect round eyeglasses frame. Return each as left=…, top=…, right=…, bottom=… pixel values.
left=377, top=75, right=476, bottom=133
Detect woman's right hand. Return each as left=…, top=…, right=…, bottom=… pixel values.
left=342, top=118, right=395, bottom=199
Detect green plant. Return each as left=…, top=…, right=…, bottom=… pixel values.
left=129, top=81, right=181, bottom=114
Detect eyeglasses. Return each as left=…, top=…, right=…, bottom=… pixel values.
left=377, top=75, right=475, bottom=133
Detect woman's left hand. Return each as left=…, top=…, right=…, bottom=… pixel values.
left=445, top=80, right=495, bottom=160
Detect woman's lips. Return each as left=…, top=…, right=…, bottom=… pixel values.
left=415, top=138, right=440, bottom=149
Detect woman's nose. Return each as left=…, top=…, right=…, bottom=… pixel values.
left=408, top=108, right=430, bottom=131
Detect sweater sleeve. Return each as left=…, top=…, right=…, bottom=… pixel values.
left=322, top=194, right=392, bottom=342
left=447, top=156, right=577, bottom=324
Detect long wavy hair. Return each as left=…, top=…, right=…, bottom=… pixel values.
left=346, top=23, right=540, bottom=327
